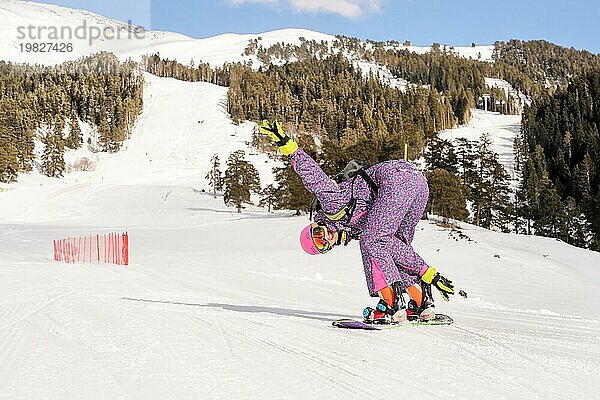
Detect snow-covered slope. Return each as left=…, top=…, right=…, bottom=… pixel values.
left=1, top=3, right=598, bottom=399
left=439, top=109, right=522, bottom=181
left=0, top=0, right=188, bottom=64
left=1, top=167, right=599, bottom=400
left=0, top=1, right=335, bottom=66
left=1, top=63, right=599, bottom=400
left=395, top=43, right=494, bottom=62
left=96, top=73, right=276, bottom=187
left=0, top=72, right=278, bottom=223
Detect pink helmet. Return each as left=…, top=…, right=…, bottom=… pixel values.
left=299, top=223, right=321, bottom=255
left=300, top=223, right=336, bottom=255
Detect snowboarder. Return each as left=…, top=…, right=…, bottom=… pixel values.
left=259, top=120, right=455, bottom=323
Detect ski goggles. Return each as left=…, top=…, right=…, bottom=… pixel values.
left=311, top=223, right=332, bottom=253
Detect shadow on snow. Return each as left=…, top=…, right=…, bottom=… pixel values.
left=121, top=297, right=354, bottom=321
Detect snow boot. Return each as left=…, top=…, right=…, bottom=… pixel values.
left=405, top=281, right=436, bottom=321
left=363, top=284, right=407, bottom=324
left=363, top=299, right=408, bottom=324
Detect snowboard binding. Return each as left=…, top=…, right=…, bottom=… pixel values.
left=363, top=295, right=407, bottom=325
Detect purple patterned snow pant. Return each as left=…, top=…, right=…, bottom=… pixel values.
left=357, top=162, right=429, bottom=295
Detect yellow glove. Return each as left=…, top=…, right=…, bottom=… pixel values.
left=421, top=266, right=455, bottom=301
left=258, top=120, right=298, bottom=155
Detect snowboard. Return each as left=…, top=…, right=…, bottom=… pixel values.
left=332, top=314, right=453, bottom=330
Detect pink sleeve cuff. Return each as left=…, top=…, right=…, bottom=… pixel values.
left=419, top=264, right=429, bottom=277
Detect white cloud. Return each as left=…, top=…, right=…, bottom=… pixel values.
left=227, top=0, right=382, bottom=19
left=291, top=0, right=381, bottom=18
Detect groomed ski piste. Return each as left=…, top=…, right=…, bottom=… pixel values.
left=1, top=1, right=600, bottom=399
left=2, top=72, right=600, bottom=400
left=439, top=109, right=523, bottom=182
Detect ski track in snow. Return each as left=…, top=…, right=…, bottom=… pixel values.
left=2, top=194, right=598, bottom=399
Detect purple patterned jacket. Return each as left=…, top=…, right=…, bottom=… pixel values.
left=289, top=148, right=430, bottom=296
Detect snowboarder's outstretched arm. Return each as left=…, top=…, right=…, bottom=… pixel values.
left=259, top=120, right=350, bottom=215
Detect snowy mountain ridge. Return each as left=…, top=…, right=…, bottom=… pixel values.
left=0, top=1, right=513, bottom=102
left=0, top=0, right=494, bottom=67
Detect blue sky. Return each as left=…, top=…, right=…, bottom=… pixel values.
left=33, top=0, right=600, bottom=53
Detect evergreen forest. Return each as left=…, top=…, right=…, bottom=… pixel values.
left=2, top=36, right=600, bottom=250
left=0, top=52, right=143, bottom=181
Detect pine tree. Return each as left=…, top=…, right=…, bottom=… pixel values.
left=454, top=137, right=477, bottom=186
left=517, top=145, right=549, bottom=234
left=0, top=125, right=19, bottom=182
left=562, top=197, right=590, bottom=247
left=451, top=88, right=472, bottom=125
left=205, top=153, right=223, bottom=198
left=223, top=150, right=261, bottom=212
left=272, top=163, right=314, bottom=215
left=487, top=161, right=512, bottom=232
left=477, top=136, right=511, bottom=230
left=460, top=134, right=512, bottom=230
left=0, top=100, right=35, bottom=174
left=534, top=181, right=564, bottom=237
left=97, top=117, right=112, bottom=152
left=513, top=135, right=526, bottom=176
left=426, top=168, right=469, bottom=221
left=454, top=137, right=477, bottom=220
left=471, top=135, right=493, bottom=229
left=259, top=184, right=277, bottom=212
left=573, top=153, right=593, bottom=201
left=425, top=137, right=458, bottom=173
left=582, top=194, right=600, bottom=251
left=512, top=135, right=527, bottom=233
left=66, top=112, right=82, bottom=149
left=41, top=128, right=65, bottom=178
